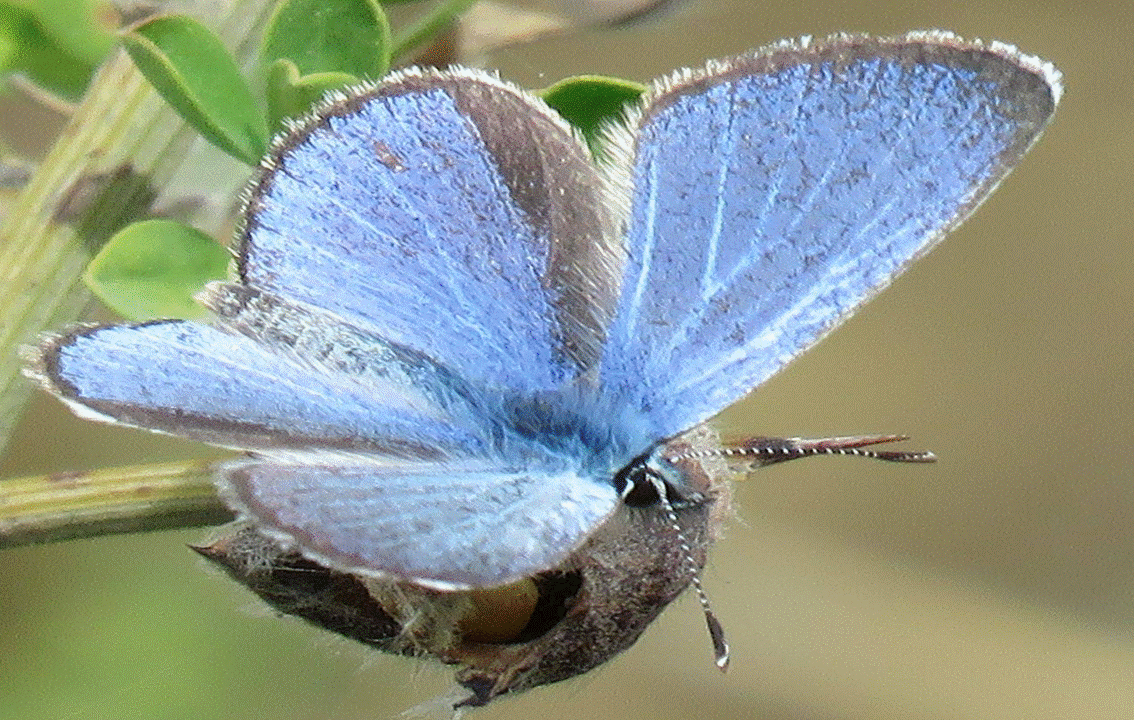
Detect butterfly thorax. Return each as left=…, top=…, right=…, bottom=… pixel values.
left=495, top=387, right=649, bottom=470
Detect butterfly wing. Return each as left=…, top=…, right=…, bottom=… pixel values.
left=31, top=319, right=487, bottom=459
left=35, top=319, right=620, bottom=584
left=31, top=70, right=630, bottom=586
left=599, top=32, right=1061, bottom=439
left=219, top=459, right=619, bottom=589
left=240, top=68, right=621, bottom=393
left=33, top=69, right=625, bottom=455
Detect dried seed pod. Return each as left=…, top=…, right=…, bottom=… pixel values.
left=195, top=426, right=732, bottom=706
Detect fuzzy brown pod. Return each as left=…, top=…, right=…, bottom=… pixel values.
left=195, top=428, right=734, bottom=706
left=191, top=431, right=933, bottom=706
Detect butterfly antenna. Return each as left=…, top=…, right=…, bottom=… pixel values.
left=653, top=434, right=933, bottom=670
left=676, top=433, right=936, bottom=470
left=646, top=474, right=730, bottom=671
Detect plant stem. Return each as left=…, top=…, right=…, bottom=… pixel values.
left=0, top=459, right=233, bottom=548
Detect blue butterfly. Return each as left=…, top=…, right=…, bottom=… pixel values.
left=30, top=31, right=1059, bottom=704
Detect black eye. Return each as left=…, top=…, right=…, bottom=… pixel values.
left=621, top=474, right=664, bottom=506
left=613, top=456, right=670, bottom=507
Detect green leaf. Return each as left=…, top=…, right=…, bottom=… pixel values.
left=122, top=15, right=268, bottom=164
left=265, top=58, right=357, bottom=131
left=541, top=75, right=644, bottom=158
left=0, top=3, right=98, bottom=97
left=262, top=0, right=391, bottom=78
left=84, top=219, right=230, bottom=321
left=29, top=0, right=116, bottom=66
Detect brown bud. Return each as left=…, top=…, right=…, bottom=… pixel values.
left=194, top=425, right=733, bottom=707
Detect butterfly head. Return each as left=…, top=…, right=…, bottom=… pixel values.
left=614, top=441, right=713, bottom=509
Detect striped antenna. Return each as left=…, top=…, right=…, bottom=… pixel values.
left=667, top=434, right=936, bottom=469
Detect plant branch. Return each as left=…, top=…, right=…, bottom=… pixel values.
left=0, top=459, right=233, bottom=548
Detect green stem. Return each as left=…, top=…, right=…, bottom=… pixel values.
left=0, top=52, right=154, bottom=451
left=0, top=459, right=232, bottom=548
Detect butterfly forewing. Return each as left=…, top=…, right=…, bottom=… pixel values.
left=599, top=33, right=1060, bottom=439
left=240, top=68, right=621, bottom=394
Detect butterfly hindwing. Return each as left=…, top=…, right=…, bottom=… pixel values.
left=219, top=460, right=619, bottom=589
left=32, top=321, right=486, bottom=459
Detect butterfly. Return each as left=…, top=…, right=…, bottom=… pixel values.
left=28, top=31, right=1059, bottom=707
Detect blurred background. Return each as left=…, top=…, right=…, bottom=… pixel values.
left=1, top=0, right=1131, bottom=719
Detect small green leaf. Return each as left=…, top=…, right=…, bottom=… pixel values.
left=541, top=75, right=644, bottom=157
left=30, top=0, right=116, bottom=66
left=0, top=3, right=97, bottom=97
left=262, top=0, right=391, bottom=78
left=85, top=219, right=230, bottom=321
left=266, top=58, right=357, bottom=131
left=122, top=15, right=268, bottom=164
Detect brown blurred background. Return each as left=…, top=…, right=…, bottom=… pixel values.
left=1, top=0, right=1131, bottom=719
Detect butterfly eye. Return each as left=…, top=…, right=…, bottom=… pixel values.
left=612, top=456, right=656, bottom=506
left=616, top=455, right=675, bottom=507
left=613, top=454, right=702, bottom=508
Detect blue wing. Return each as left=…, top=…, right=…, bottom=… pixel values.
left=599, top=32, right=1060, bottom=439
left=219, top=459, right=619, bottom=589
left=239, top=67, right=620, bottom=394
left=32, top=320, right=489, bottom=459
left=29, top=69, right=630, bottom=584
